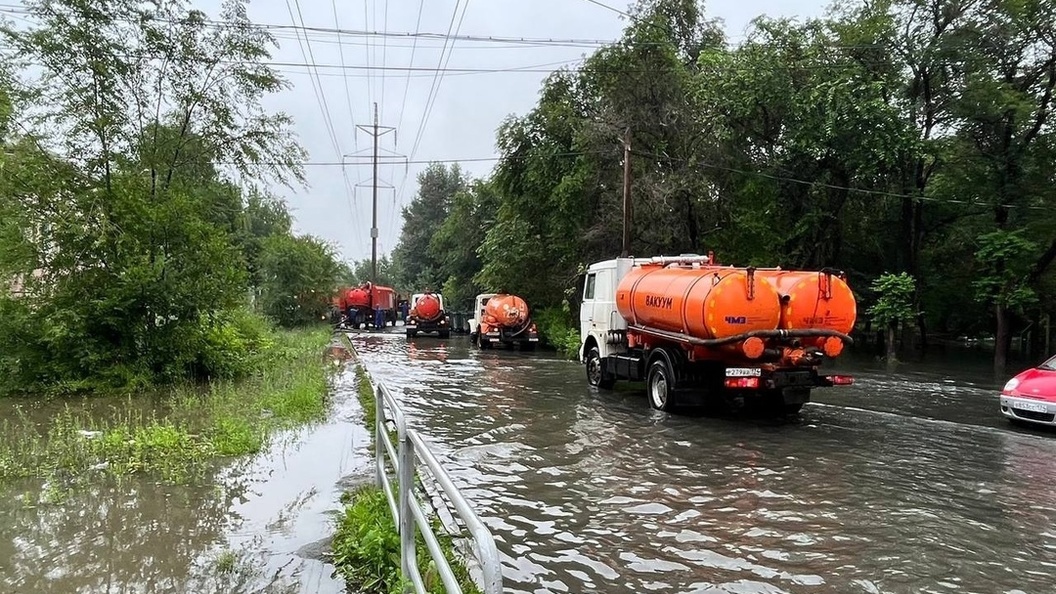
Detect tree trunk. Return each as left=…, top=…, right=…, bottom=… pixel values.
left=994, top=303, right=1010, bottom=372
left=916, top=311, right=928, bottom=349
left=886, top=322, right=898, bottom=362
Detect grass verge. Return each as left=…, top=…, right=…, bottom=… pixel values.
left=0, top=326, right=340, bottom=484
left=338, top=363, right=480, bottom=594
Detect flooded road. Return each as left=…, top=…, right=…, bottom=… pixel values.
left=0, top=365, right=372, bottom=594
left=355, top=333, right=1056, bottom=594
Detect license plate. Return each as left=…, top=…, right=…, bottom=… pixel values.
left=1013, top=401, right=1049, bottom=414
left=726, top=367, right=762, bottom=377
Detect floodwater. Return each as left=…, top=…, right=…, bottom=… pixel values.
left=2, top=330, right=1054, bottom=594
left=0, top=364, right=373, bottom=594
left=353, top=333, right=1056, bottom=594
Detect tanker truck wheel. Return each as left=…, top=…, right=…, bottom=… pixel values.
left=585, top=346, right=614, bottom=390
left=647, top=352, right=677, bottom=412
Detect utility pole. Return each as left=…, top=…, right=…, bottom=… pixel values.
left=371, top=105, right=380, bottom=284
left=349, top=102, right=402, bottom=285
left=621, top=128, right=632, bottom=258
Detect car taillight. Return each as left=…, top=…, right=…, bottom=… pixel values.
left=724, top=377, right=760, bottom=389
left=827, top=375, right=854, bottom=386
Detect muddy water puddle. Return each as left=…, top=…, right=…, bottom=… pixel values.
left=355, top=333, right=1056, bottom=594
left=0, top=365, right=371, bottom=594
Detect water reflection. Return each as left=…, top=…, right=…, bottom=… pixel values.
left=0, top=365, right=371, bottom=594
left=354, top=335, right=1056, bottom=594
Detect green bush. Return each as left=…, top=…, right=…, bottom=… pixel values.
left=332, top=486, right=404, bottom=594
left=332, top=484, right=481, bottom=594
left=534, top=305, right=581, bottom=360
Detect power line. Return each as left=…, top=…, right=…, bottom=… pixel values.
left=580, top=0, right=631, bottom=18
left=331, top=0, right=362, bottom=252
left=362, top=0, right=373, bottom=109
left=287, top=0, right=361, bottom=259
left=393, top=0, right=469, bottom=250
left=288, top=0, right=342, bottom=156
left=331, top=0, right=358, bottom=148
left=200, top=151, right=1051, bottom=212
left=395, top=0, right=425, bottom=135
left=379, top=0, right=389, bottom=121
left=391, top=0, right=425, bottom=246
left=628, top=149, right=1055, bottom=211
left=408, top=0, right=468, bottom=164
left=0, top=6, right=633, bottom=47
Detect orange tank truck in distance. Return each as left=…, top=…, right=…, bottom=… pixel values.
left=469, top=293, right=540, bottom=350
left=405, top=291, right=451, bottom=338
left=579, top=253, right=856, bottom=414
left=334, top=282, right=399, bottom=329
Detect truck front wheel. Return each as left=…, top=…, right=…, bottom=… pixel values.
left=647, top=355, right=676, bottom=411
left=585, top=346, right=614, bottom=389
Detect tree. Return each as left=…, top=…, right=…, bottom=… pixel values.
left=390, top=163, right=467, bottom=290
left=868, top=272, right=918, bottom=362
left=236, top=190, right=294, bottom=289
left=946, top=0, right=1056, bottom=370
left=258, top=234, right=340, bottom=328
left=431, top=181, right=500, bottom=309
left=343, top=256, right=397, bottom=289
left=0, top=0, right=309, bottom=391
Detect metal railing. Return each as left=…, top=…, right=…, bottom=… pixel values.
left=374, top=382, right=504, bottom=594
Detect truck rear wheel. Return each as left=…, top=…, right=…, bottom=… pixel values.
left=585, top=346, right=614, bottom=389
left=439, top=330, right=450, bottom=339
left=647, top=353, right=676, bottom=411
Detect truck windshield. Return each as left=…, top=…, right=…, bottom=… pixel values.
left=1040, top=355, right=1056, bottom=371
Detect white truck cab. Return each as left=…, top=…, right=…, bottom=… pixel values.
left=467, top=293, right=496, bottom=339
left=578, top=257, right=644, bottom=362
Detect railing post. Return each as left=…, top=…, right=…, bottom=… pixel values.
left=398, top=425, right=417, bottom=592
left=375, top=380, right=384, bottom=487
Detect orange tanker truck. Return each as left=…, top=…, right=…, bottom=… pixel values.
left=469, top=293, right=540, bottom=350
left=335, top=282, right=398, bottom=329
left=405, top=291, right=451, bottom=338
left=579, top=253, right=856, bottom=413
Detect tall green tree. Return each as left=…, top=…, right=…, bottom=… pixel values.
left=431, top=180, right=500, bottom=309
left=944, top=0, right=1056, bottom=369
left=0, top=0, right=309, bottom=391
left=390, top=163, right=467, bottom=291
left=258, top=234, right=340, bottom=328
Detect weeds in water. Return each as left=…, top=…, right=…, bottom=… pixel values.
left=332, top=484, right=481, bottom=594
left=215, top=550, right=238, bottom=574
left=0, top=326, right=338, bottom=485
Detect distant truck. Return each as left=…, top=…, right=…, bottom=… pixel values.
left=405, top=291, right=451, bottom=338
left=337, top=282, right=398, bottom=329
left=468, top=293, right=539, bottom=350
left=579, top=253, right=856, bottom=414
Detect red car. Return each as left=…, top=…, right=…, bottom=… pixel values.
left=1000, top=354, right=1056, bottom=426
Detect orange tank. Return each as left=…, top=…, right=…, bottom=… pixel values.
left=615, top=264, right=781, bottom=340
left=412, top=294, right=442, bottom=322
left=345, top=286, right=370, bottom=309
left=755, top=270, right=857, bottom=334
left=483, top=294, right=530, bottom=330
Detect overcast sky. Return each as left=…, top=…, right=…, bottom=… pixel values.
left=201, top=0, right=829, bottom=263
